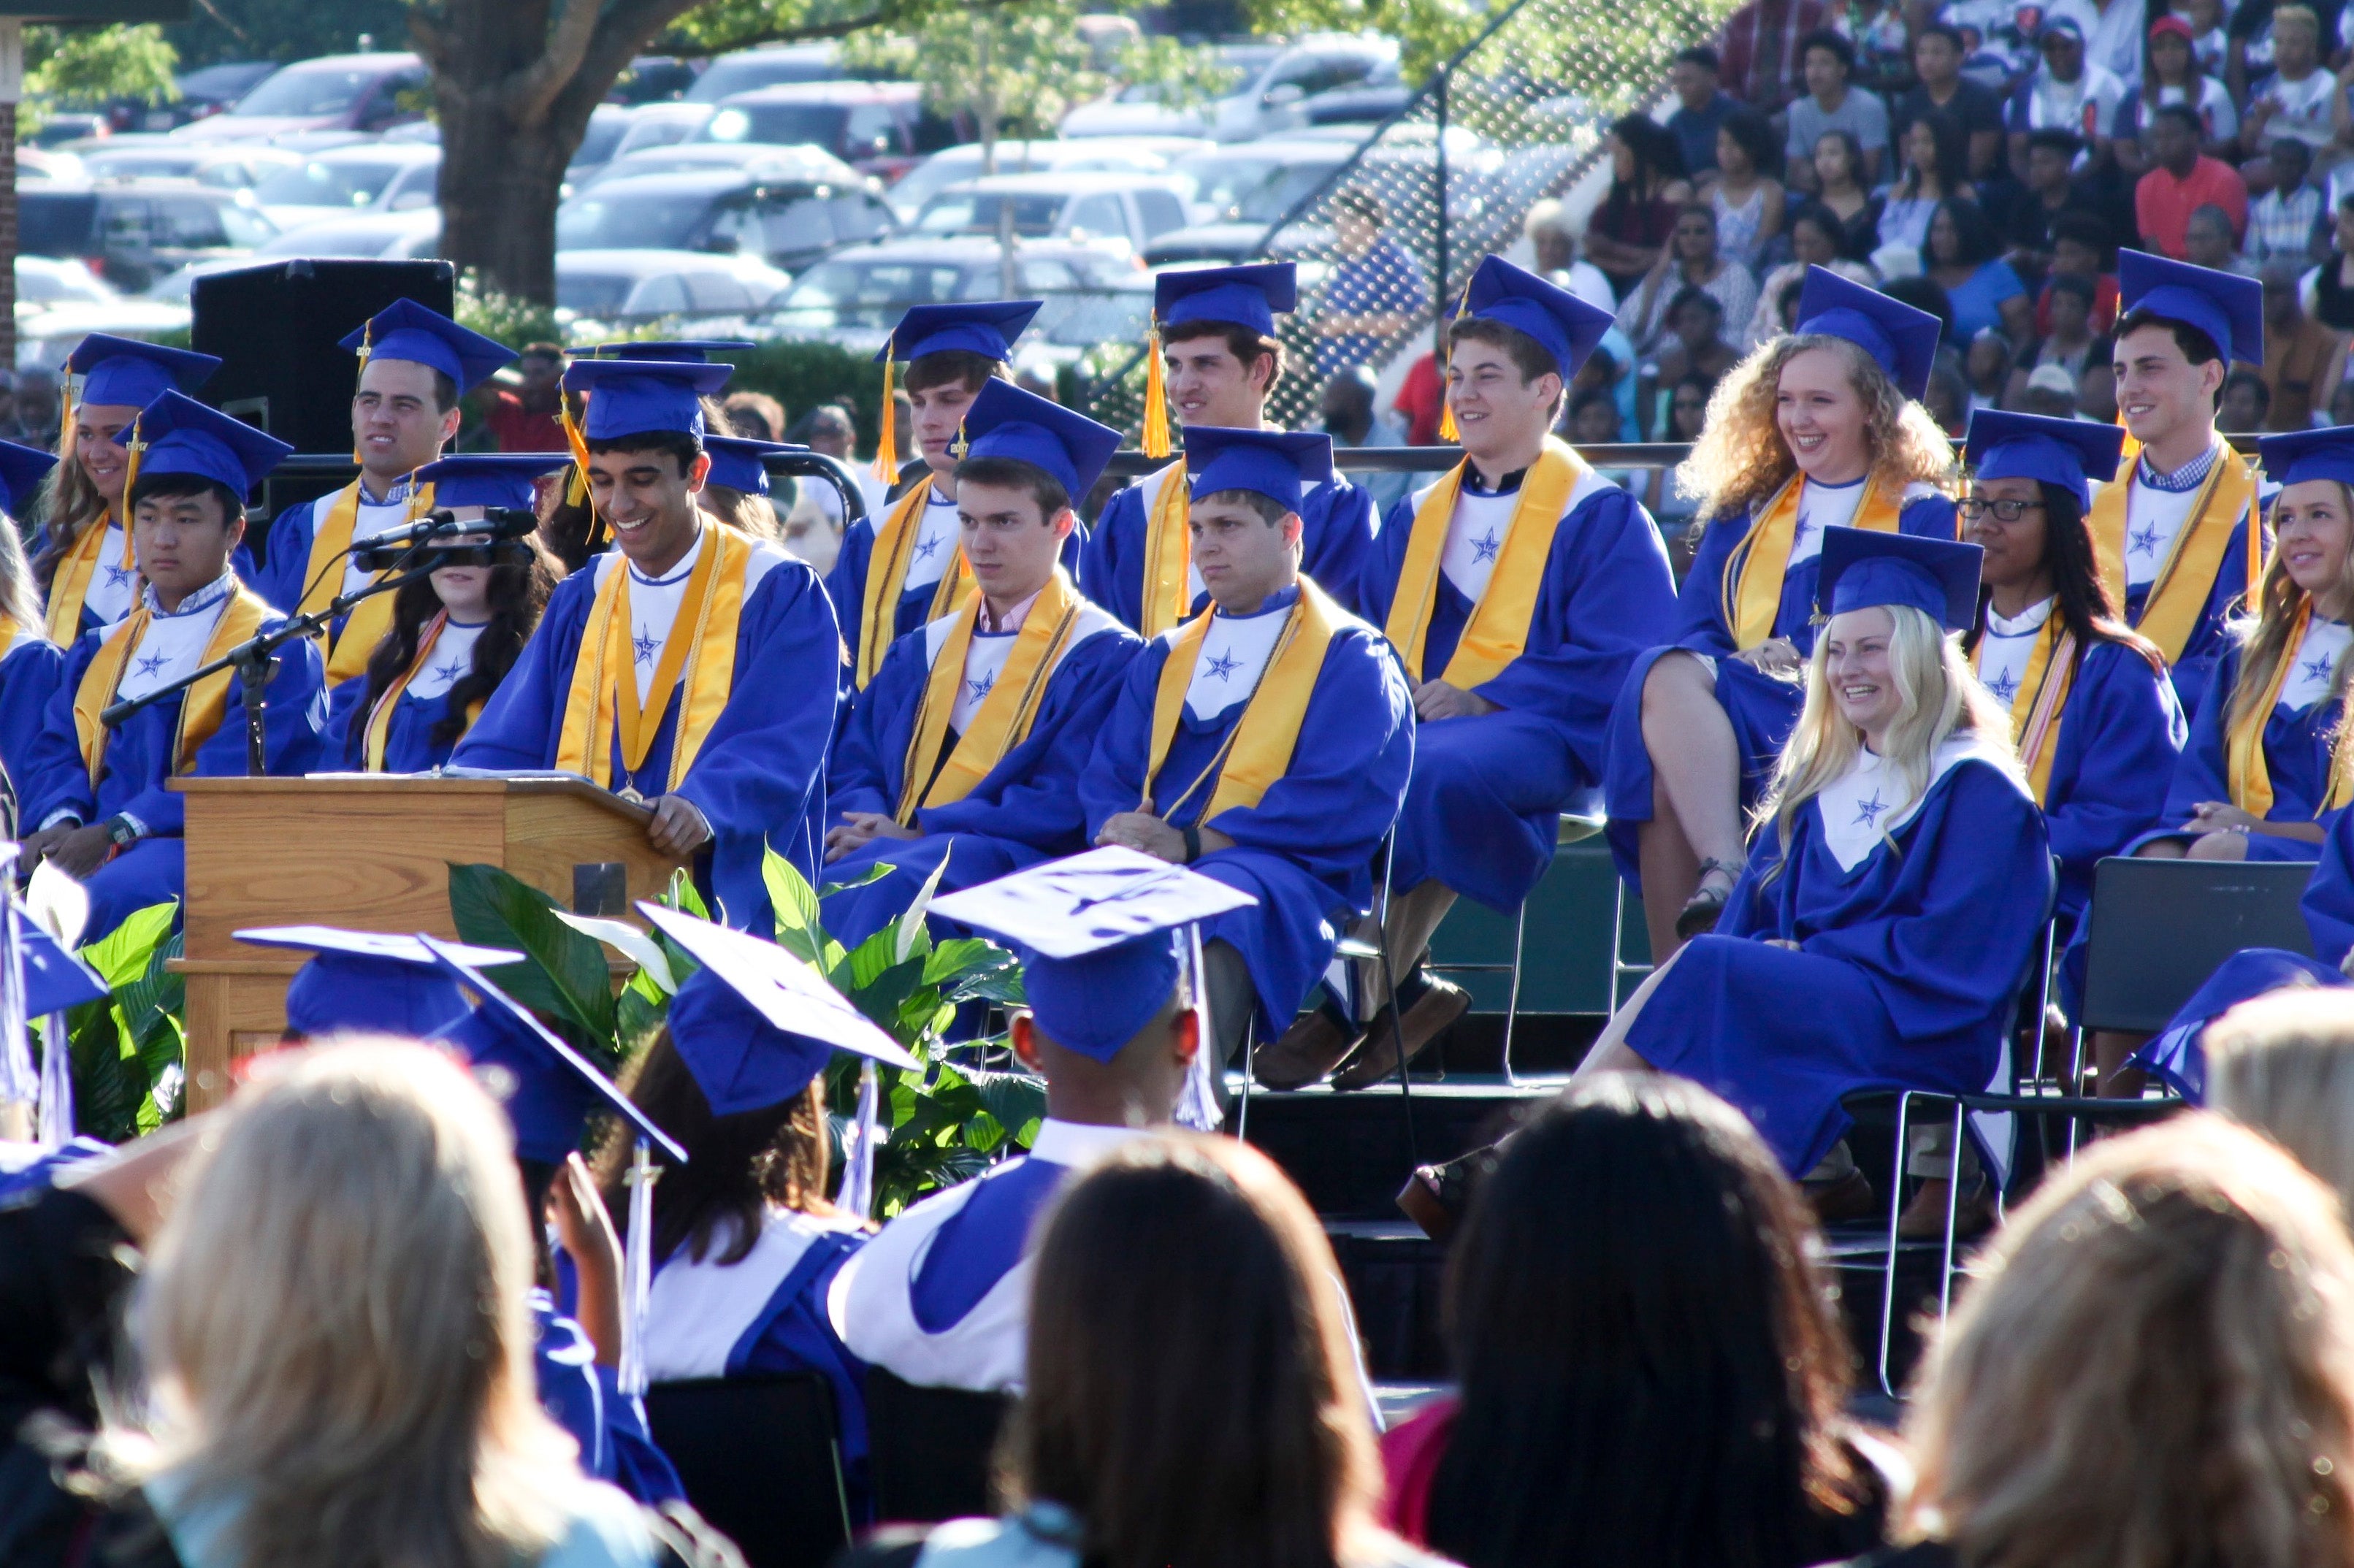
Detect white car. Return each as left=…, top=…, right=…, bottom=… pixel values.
left=884, top=136, right=1212, bottom=223
left=557, top=249, right=793, bottom=337
left=1063, top=37, right=1399, bottom=142
left=909, top=172, right=1190, bottom=259
left=75, top=136, right=304, bottom=191
left=580, top=142, right=864, bottom=194
left=248, top=207, right=443, bottom=260
left=18, top=299, right=192, bottom=371
left=17, top=254, right=118, bottom=312
left=251, top=142, right=440, bottom=232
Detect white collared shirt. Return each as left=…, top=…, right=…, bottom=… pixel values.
left=1185, top=594, right=1291, bottom=722
left=902, top=487, right=963, bottom=594
left=115, top=572, right=234, bottom=701
left=405, top=619, right=486, bottom=703
left=1975, top=596, right=2055, bottom=708
left=324, top=478, right=428, bottom=595
left=2280, top=616, right=2353, bottom=714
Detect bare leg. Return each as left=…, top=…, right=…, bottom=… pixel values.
left=1638, top=776, right=1703, bottom=965
left=1575, top=945, right=1686, bottom=1075
left=1638, top=653, right=1746, bottom=963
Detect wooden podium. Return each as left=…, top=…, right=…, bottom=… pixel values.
left=172, top=776, right=688, bottom=1109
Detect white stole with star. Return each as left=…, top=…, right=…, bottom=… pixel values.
left=2280, top=616, right=2353, bottom=714
left=1185, top=597, right=1292, bottom=721
left=1813, top=732, right=2021, bottom=872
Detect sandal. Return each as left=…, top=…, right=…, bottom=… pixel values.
left=1674, top=857, right=1744, bottom=940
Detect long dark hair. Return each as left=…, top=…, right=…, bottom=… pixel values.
left=1609, top=114, right=1687, bottom=202
left=597, top=1028, right=830, bottom=1267
left=1422, top=1076, right=1871, bottom=1568
left=1964, top=479, right=2157, bottom=674
left=351, top=535, right=559, bottom=757
left=1899, top=108, right=1967, bottom=198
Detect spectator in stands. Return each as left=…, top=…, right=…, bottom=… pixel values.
left=720, top=389, right=784, bottom=441
left=2006, top=16, right=2130, bottom=172
left=1667, top=45, right=1741, bottom=175
left=1834, top=0, right=1914, bottom=95
left=1928, top=197, right=2036, bottom=339
left=1523, top=199, right=1616, bottom=313
left=1384, top=1077, right=1893, bottom=1568
left=2222, top=363, right=2277, bottom=426
left=1785, top=30, right=1892, bottom=191
left=2001, top=128, right=2096, bottom=276
left=1703, top=109, right=1787, bottom=271
left=1391, top=334, right=1446, bottom=444
left=796, top=401, right=890, bottom=528
left=2038, top=211, right=2122, bottom=331
left=2306, top=187, right=2354, bottom=330
left=1642, top=287, right=1742, bottom=437
left=1320, top=365, right=1413, bottom=515
left=2079, top=352, right=2120, bottom=417
left=1879, top=111, right=1976, bottom=254
left=2116, top=13, right=2241, bottom=180
left=1315, top=189, right=1429, bottom=380
left=1719, top=0, right=1828, bottom=110
left=1888, top=1120, right=2354, bottom=1568
left=481, top=342, right=566, bottom=454
left=12, top=370, right=60, bottom=451
left=2185, top=200, right=2260, bottom=275
left=2242, top=4, right=2338, bottom=163
left=2248, top=134, right=2328, bottom=264
left=1619, top=204, right=1762, bottom=354
left=1746, top=204, right=1876, bottom=346
left=2184, top=0, right=2229, bottom=75
left=2019, top=271, right=2110, bottom=384
left=1571, top=387, right=1642, bottom=492
left=1964, top=325, right=2017, bottom=408
left=1646, top=372, right=1716, bottom=532
left=2044, top=0, right=2157, bottom=89
left=1898, top=23, right=2010, bottom=180
left=1925, top=353, right=1976, bottom=432
left=2135, top=103, right=2250, bottom=257
left=1588, top=115, right=1695, bottom=297
left=1809, top=128, right=1884, bottom=257
left=2021, top=358, right=2087, bottom=416
left=2263, top=259, right=2348, bottom=426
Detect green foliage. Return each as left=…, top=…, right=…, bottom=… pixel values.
left=52, top=902, right=185, bottom=1144
left=842, top=4, right=1108, bottom=140
left=165, top=0, right=410, bottom=68
left=714, top=340, right=887, bottom=451
left=27, top=24, right=180, bottom=108
left=1115, top=35, right=1247, bottom=112
left=447, top=862, right=622, bottom=1067
left=456, top=277, right=563, bottom=355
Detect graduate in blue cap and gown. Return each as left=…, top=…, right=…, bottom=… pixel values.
left=34, top=335, right=223, bottom=639
left=1579, top=530, right=2050, bottom=1200
left=0, top=443, right=68, bottom=816
left=451, top=357, right=842, bottom=930
left=258, top=300, right=518, bottom=686
left=18, top=391, right=324, bottom=944
left=1082, top=264, right=1377, bottom=630
left=1603, top=267, right=1961, bottom=965
left=2125, top=947, right=2350, bottom=1101
left=1277, top=256, right=1678, bottom=1091
left=2093, top=251, right=2266, bottom=723
left=232, top=924, right=520, bottom=1039
left=321, top=454, right=567, bottom=774
left=1079, top=429, right=1414, bottom=1064
left=700, top=433, right=796, bottom=540
left=830, top=302, right=1084, bottom=689
left=822, top=381, right=1140, bottom=944
left=833, top=849, right=1242, bottom=1391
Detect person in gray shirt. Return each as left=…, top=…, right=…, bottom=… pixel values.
left=1786, top=29, right=1892, bottom=192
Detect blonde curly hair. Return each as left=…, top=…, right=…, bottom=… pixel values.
left=1677, top=333, right=1955, bottom=524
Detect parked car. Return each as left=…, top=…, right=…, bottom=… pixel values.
left=15, top=255, right=118, bottom=313
left=77, top=137, right=304, bottom=190
left=608, top=102, right=715, bottom=160
left=171, top=53, right=429, bottom=142
left=557, top=168, right=893, bottom=275
left=757, top=236, right=1142, bottom=348
left=18, top=299, right=192, bottom=372
left=565, top=104, right=637, bottom=193
left=18, top=179, right=278, bottom=291
left=609, top=56, right=700, bottom=104
left=909, top=172, right=1189, bottom=258
left=884, top=135, right=1212, bottom=223
left=557, top=250, right=792, bottom=337
left=250, top=143, right=440, bottom=230
left=684, top=45, right=844, bottom=102
left=248, top=208, right=442, bottom=261
left=1058, top=42, right=1283, bottom=137
left=172, top=61, right=279, bottom=124
left=582, top=142, right=864, bottom=193
left=695, top=82, right=941, bottom=180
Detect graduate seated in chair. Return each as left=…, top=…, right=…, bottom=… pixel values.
left=1082, top=264, right=1377, bottom=631
left=1077, top=427, right=1413, bottom=1071
left=821, top=382, right=1139, bottom=945
left=1267, top=256, right=1678, bottom=1092
left=18, top=393, right=323, bottom=944
left=0, top=443, right=67, bottom=822
left=322, top=454, right=567, bottom=774
left=1572, top=532, right=2051, bottom=1231
left=1603, top=268, right=1958, bottom=965
left=451, top=356, right=843, bottom=930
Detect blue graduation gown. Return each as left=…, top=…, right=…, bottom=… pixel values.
left=451, top=539, right=842, bottom=933
left=825, top=491, right=1085, bottom=673
left=1358, top=470, right=1676, bottom=911
left=2301, top=808, right=2354, bottom=967
left=2034, top=636, right=2189, bottom=925
left=255, top=486, right=410, bottom=625
left=1627, top=746, right=2052, bottom=1175
left=1602, top=486, right=1958, bottom=887
left=530, top=1290, right=687, bottom=1506
left=1077, top=587, right=1414, bottom=1036
left=321, top=673, right=472, bottom=774
left=1079, top=463, right=1378, bottom=626
left=2142, top=640, right=2344, bottom=863
left=820, top=604, right=1141, bottom=946
left=2126, top=510, right=2258, bottom=724
left=2127, top=947, right=2348, bottom=1100
left=0, top=635, right=67, bottom=808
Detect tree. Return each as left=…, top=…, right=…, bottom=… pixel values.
left=167, top=0, right=413, bottom=69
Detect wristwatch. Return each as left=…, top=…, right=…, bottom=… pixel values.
left=104, top=815, right=142, bottom=849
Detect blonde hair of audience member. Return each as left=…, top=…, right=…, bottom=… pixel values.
left=2209, top=987, right=2354, bottom=1212
left=1757, top=600, right=2014, bottom=845
left=1002, top=1133, right=1389, bottom=1568
left=1678, top=334, right=1952, bottom=525
left=2227, top=479, right=2354, bottom=760
left=0, top=505, right=44, bottom=640
left=1901, top=1117, right=2354, bottom=1568
left=131, top=1040, right=594, bottom=1568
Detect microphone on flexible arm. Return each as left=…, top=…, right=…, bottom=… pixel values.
left=352, top=506, right=541, bottom=570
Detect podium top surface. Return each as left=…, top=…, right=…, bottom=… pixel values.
left=172, top=773, right=655, bottom=825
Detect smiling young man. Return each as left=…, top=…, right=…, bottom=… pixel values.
left=1080, top=425, right=1413, bottom=1074
left=451, top=358, right=842, bottom=932
left=19, top=392, right=322, bottom=943
left=1082, top=264, right=1377, bottom=634
left=2101, top=249, right=2265, bottom=718
left=819, top=380, right=1140, bottom=944
left=1266, top=256, right=1679, bottom=1091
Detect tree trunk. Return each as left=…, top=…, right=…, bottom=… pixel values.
left=437, top=87, right=578, bottom=303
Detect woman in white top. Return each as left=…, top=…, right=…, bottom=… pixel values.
left=1703, top=108, right=1786, bottom=275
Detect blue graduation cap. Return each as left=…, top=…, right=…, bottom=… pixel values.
left=1185, top=426, right=1334, bottom=511
left=930, top=846, right=1257, bottom=1063
left=1964, top=409, right=2126, bottom=511
left=411, top=451, right=573, bottom=510
left=955, top=378, right=1121, bottom=502
left=635, top=904, right=917, bottom=1116
left=1460, top=254, right=1613, bottom=380
left=339, top=299, right=518, bottom=394
left=118, top=391, right=292, bottom=497
left=562, top=357, right=733, bottom=441
left=2119, top=249, right=2264, bottom=366
left=14, top=912, right=108, bottom=1018
left=703, top=435, right=803, bottom=497
left=882, top=301, right=1043, bottom=365
left=1155, top=263, right=1299, bottom=337
left=2259, top=425, right=2354, bottom=489
left=589, top=340, right=754, bottom=362
left=1795, top=266, right=1942, bottom=401
left=415, top=933, right=685, bottom=1166
left=1816, top=528, right=1984, bottom=632
left=0, top=440, right=57, bottom=518
left=64, top=334, right=220, bottom=411
left=235, top=925, right=522, bottom=1040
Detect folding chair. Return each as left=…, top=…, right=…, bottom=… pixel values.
left=643, top=1374, right=850, bottom=1568
left=864, top=1366, right=1014, bottom=1525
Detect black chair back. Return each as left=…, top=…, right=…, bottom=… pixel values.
left=865, top=1366, right=1014, bottom=1525
left=644, top=1374, right=849, bottom=1568
left=2080, top=857, right=2316, bottom=1033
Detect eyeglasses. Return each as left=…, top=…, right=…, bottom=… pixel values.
left=1958, top=497, right=2048, bottom=521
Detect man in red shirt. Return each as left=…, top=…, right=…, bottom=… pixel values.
left=479, top=342, right=567, bottom=452
left=1717, top=0, right=1827, bottom=111
left=2135, top=103, right=2250, bottom=261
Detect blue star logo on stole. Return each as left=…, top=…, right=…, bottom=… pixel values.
left=1472, top=529, right=1502, bottom=564
left=1988, top=668, right=2019, bottom=704
left=1204, top=650, right=1242, bottom=681
left=964, top=671, right=995, bottom=703
left=429, top=659, right=467, bottom=685
left=2306, top=651, right=2338, bottom=684
left=134, top=651, right=169, bottom=678
left=914, top=535, right=943, bottom=561
left=1852, top=790, right=1888, bottom=829
left=103, top=564, right=134, bottom=589
left=631, top=628, right=660, bottom=667
left=2128, top=522, right=2163, bottom=557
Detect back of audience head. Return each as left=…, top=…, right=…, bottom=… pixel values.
left=1004, top=1133, right=1381, bottom=1568
left=1425, top=1074, right=1870, bottom=1568
left=1903, top=1117, right=2354, bottom=1568
left=2209, top=988, right=2354, bottom=1215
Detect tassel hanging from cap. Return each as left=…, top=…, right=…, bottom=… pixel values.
left=0, top=851, right=31, bottom=1117
left=1437, top=278, right=1473, bottom=443
left=121, top=413, right=145, bottom=509
left=559, top=397, right=593, bottom=509
left=349, top=320, right=373, bottom=464
left=874, top=337, right=899, bottom=483
left=618, top=1136, right=659, bottom=1397
left=1141, top=321, right=1172, bottom=460
left=845, top=1059, right=881, bottom=1218
left=1172, top=925, right=1223, bottom=1132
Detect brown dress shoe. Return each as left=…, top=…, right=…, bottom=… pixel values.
left=1896, top=1177, right=1996, bottom=1241
left=1804, top=1166, right=1879, bottom=1225
left=1331, top=975, right=1470, bottom=1091
left=1253, top=1008, right=1363, bottom=1090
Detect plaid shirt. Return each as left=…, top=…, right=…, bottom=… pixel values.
left=1719, top=0, right=1827, bottom=110
left=2247, top=183, right=2324, bottom=265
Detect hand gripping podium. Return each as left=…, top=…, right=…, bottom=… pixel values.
left=170, top=775, right=689, bottom=1109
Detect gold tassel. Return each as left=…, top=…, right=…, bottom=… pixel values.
left=1439, top=396, right=1459, bottom=443
left=121, top=412, right=143, bottom=505
left=560, top=397, right=592, bottom=508
left=1141, top=321, right=1172, bottom=459
left=874, top=337, right=898, bottom=483
left=1436, top=278, right=1477, bottom=444
left=350, top=320, right=372, bottom=464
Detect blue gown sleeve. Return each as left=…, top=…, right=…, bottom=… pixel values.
left=824, top=516, right=879, bottom=669
left=2160, top=642, right=2237, bottom=825
left=1898, top=492, right=1961, bottom=540
left=20, top=632, right=100, bottom=827
left=1299, top=481, right=1376, bottom=617
left=1670, top=507, right=1746, bottom=652
left=0, top=639, right=66, bottom=800
left=2306, top=809, right=2354, bottom=965
left=1079, top=483, right=1146, bottom=632
left=450, top=573, right=595, bottom=770
left=2168, top=509, right=2259, bottom=722
left=917, top=629, right=1142, bottom=847
left=2044, top=638, right=2187, bottom=874
left=826, top=627, right=929, bottom=821
left=256, top=500, right=318, bottom=614
left=119, top=625, right=327, bottom=833
left=1080, top=636, right=1166, bottom=835
left=322, top=672, right=372, bottom=769
left=670, top=559, right=843, bottom=849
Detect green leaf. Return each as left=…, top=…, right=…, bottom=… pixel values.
left=845, top=925, right=907, bottom=992
left=818, top=861, right=893, bottom=895
left=616, top=984, right=669, bottom=1061
left=765, top=846, right=831, bottom=966
left=77, top=900, right=176, bottom=988
left=447, top=863, right=617, bottom=1053
left=661, top=868, right=710, bottom=919
left=895, top=849, right=954, bottom=964
left=969, top=1068, right=1047, bottom=1149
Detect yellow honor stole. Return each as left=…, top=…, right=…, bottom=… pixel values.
left=555, top=526, right=749, bottom=793
left=42, top=512, right=128, bottom=640
left=1142, top=578, right=1345, bottom=825
left=855, top=475, right=972, bottom=688
left=360, top=611, right=485, bottom=771
left=1382, top=439, right=1583, bottom=687
left=2226, top=598, right=2354, bottom=819
left=299, top=478, right=437, bottom=687
left=1137, top=458, right=1196, bottom=638
left=894, top=570, right=1085, bottom=823
left=2088, top=439, right=2257, bottom=664
left=1721, top=475, right=1908, bottom=649
left=71, top=581, right=272, bottom=792
left=1973, top=613, right=2077, bottom=805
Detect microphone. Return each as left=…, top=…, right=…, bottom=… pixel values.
left=353, top=507, right=539, bottom=570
